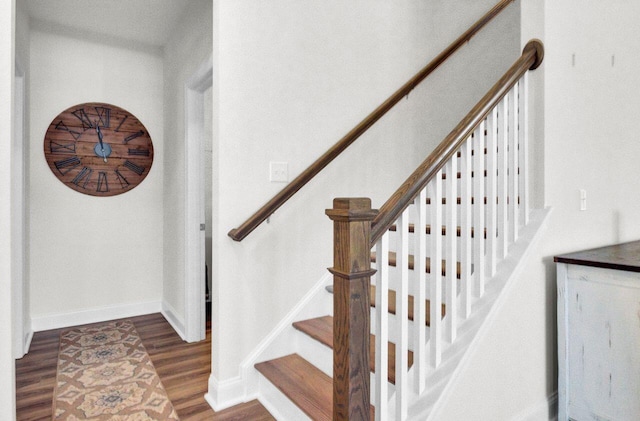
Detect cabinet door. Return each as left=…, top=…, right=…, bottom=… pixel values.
left=566, top=265, right=640, bottom=421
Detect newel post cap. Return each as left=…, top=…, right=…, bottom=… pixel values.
left=325, top=198, right=378, bottom=221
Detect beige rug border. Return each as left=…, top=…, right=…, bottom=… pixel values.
left=52, top=319, right=179, bottom=420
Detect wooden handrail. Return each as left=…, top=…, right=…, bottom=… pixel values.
left=228, top=0, right=516, bottom=242
left=370, top=39, right=544, bottom=245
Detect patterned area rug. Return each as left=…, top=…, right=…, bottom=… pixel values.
left=53, top=320, right=180, bottom=420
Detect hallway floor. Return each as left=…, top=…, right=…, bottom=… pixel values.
left=15, top=312, right=274, bottom=420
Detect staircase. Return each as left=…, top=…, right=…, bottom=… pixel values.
left=249, top=40, right=545, bottom=420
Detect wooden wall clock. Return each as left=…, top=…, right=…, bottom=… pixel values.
left=44, top=102, right=154, bottom=197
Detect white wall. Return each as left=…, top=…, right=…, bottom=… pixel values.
left=28, top=27, right=164, bottom=329
left=211, top=0, right=520, bottom=385
left=0, top=0, right=16, bottom=417
left=543, top=2, right=640, bottom=251
left=162, top=0, right=212, bottom=326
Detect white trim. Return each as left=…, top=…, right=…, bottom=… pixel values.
left=12, top=59, right=28, bottom=358
left=184, top=53, right=213, bottom=343
left=161, top=300, right=186, bottom=340
left=205, top=374, right=247, bottom=411
left=31, top=300, right=162, bottom=332
left=23, top=330, right=34, bottom=357
left=511, top=392, right=558, bottom=421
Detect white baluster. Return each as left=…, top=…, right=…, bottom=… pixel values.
left=445, top=157, right=457, bottom=343
left=497, top=97, right=509, bottom=258
left=518, top=73, right=529, bottom=225
left=473, top=123, right=486, bottom=297
left=414, top=190, right=427, bottom=394
left=459, top=140, right=472, bottom=318
left=430, top=174, right=443, bottom=368
left=486, top=108, right=498, bottom=277
left=375, top=234, right=389, bottom=421
left=508, top=84, right=519, bottom=243
left=395, top=209, right=409, bottom=420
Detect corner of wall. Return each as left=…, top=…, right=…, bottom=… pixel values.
left=161, top=299, right=186, bottom=340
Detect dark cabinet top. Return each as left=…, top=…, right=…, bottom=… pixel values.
left=554, top=240, right=640, bottom=273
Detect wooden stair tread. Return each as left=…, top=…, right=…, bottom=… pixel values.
left=255, top=354, right=374, bottom=420
left=441, top=169, right=487, bottom=180
left=293, top=316, right=414, bottom=385
left=388, top=223, right=487, bottom=239
left=425, top=196, right=519, bottom=205
left=293, top=316, right=333, bottom=348
left=324, top=285, right=446, bottom=325
left=255, top=354, right=333, bottom=421
left=369, top=285, right=445, bottom=326
left=370, top=251, right=461, bottom=279
left=456, top=146, right=487, bottom=157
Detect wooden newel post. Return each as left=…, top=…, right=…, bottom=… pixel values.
left=326, top=198, right=378, bottom=420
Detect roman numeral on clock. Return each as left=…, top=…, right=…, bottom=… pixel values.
left=114, top=169, right=130, bottom=188
left=49, top=140, right=76, bottom=154
left=124, top=160, right=144, bottom=176
left=55, top=120, right=81, bottom=140
left=54, top=156, right=81, bottom=174
left=113, top=115, right=128, bottom=132
left=72, top=108, right=93, bottom=129
left=97, top=171, right=109, bottom=192
left=123, top=130, right=144, bottom=144
left=95, top=106, right=111, bottom=128
left=128, top=148, right=150, bottom=156
left=71, top=167, right=93, bottom=188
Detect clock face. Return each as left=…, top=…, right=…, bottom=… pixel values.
left=43, top=102, right=154, bottom=197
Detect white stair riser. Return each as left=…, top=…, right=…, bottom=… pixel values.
left=257, top=373, right=312, bottom=421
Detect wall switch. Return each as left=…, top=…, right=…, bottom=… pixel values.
left=269, top=161, right=288, bottom=183
left=580, top=189, right=587, bottom=211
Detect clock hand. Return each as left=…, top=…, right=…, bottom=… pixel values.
left=95, top=123, right=108, bottom=163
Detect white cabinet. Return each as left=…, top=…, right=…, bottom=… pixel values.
left=556, top=241, right=640, bottom=421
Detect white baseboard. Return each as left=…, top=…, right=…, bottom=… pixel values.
left=161, top=300, right=186, bottom=340
left=205, top=374, right=247, bottom=411
left=23, top=329, right=33, bottom=356
left=31, top=300, right=162, bottom=332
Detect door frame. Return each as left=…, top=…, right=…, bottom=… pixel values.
left=12, top=60, right=29, bottom=358
left=184, top=54, right=213, bottom=342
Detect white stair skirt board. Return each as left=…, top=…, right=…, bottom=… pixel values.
left=407, top=208, right=551, bottom=420
left=30, top=300, right=162, bottom=332
left=204, top=273, right=332, bottom=412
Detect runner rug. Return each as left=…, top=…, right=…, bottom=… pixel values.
left=52, top=320, right=180, bottom=420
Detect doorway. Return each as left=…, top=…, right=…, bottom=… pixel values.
left=184, top=55, right=213, bottom=342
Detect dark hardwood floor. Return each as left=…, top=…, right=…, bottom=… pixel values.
left=15, top=311, right=274, bottom=421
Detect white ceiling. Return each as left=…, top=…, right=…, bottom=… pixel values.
left=26, top=0, right=189, bottom=49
